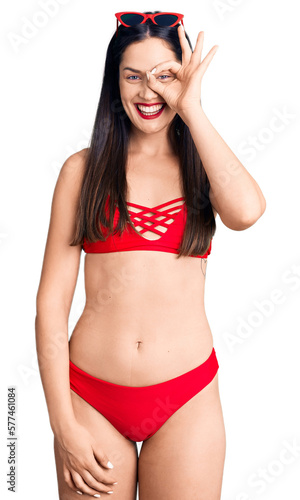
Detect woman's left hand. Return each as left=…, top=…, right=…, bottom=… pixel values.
left=146, top=25, right=219, bottom=119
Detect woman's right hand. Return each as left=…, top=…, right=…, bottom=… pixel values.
left=55, top=420, right=118, bottom=497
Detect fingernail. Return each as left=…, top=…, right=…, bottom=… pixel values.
left=150, top=67, right=157, bottom=74
left=113, top=482, right=118, bottom=484
left=107, top=461, right=114, bottom=469
left=76, top=492, right=82, bottom=495
left=107, top=492, right=114, bottom=494
left=94, top=495, right=101, bottom=498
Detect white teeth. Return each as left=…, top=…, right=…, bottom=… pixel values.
left=137, top=104, right=164, bottom=114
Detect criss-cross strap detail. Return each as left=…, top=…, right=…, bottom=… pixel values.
left=82, top=194, right=212, bottom=258
left=126, top=197, right=185, bottom=241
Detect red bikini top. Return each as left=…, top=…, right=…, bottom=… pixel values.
left=82, top=194, right=212, bottom=258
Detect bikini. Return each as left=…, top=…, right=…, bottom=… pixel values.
left=82, top=194, right=212, bottom=257
left=69, top=194, right=219, bottom=442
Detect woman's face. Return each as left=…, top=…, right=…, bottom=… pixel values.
left=119, top=37, right=180, bottom=135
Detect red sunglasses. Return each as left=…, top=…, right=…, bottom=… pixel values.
left=115, top=12, right=184, bottom=37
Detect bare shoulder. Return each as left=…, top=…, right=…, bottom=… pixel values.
left=48, top=147, right=90, bottom=243
left=58, top=147, right=89, bottom=189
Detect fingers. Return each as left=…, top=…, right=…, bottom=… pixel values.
left=71, top=469, right=104, bottom=497
left=146, top=71, right=165, bottom=97
left=191, top=31, right=204, bottom=65
left=149, top=60, right=182, bottom=77
left=89, top=461, right=117, bottom=486
left=57, top=425, right=118, bottom=497
left=82, top=469, right=116, bottom=494
left=198, top=45, right=219, bottom=75
left=93, top=447, right=115, bottom=471
left=63, top=464, right=97, bottom=497
left=144, top=61, right=174, bottom=97
left=63, top=465, right=78, bottom=493
left=62, top=456, right=118, bottom=497
left=177, top=24, right=192, bottom=66
left=183, top=29, right=218, bottom=72
left=146, top=60, right=182, bottom=94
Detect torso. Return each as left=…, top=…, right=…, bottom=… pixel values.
left=68, top=150, right=214, bottom=386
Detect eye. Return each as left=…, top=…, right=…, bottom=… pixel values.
left=126, top=74, right=172, bottom=81
left=158, top=74, right=176, bottom=82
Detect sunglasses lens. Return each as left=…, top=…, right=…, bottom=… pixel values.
left=155, top=14, right=179, bottom=26
left=120, top=13, right=145, bottom=26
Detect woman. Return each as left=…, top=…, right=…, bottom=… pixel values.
left=35, top=11, right=266, bottom=500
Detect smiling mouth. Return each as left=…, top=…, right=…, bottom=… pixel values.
left=134, top=103, right=166, bottom=117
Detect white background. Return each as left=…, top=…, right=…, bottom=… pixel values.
left=1, top=0, right=300, bottom=498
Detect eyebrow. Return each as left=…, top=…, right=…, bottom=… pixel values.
left=122, top=66, right=173, bottom=74
left=123, top=67, right=143, bottom=73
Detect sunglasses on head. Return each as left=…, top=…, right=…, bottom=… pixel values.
left=115, top=12, right=184, bottom=37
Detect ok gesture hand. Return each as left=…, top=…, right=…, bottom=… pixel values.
left=146, top=26, right=218, bottom=119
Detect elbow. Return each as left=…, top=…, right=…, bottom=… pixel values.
left=245, top=194, right=267, bottom=226
left=235, top=199, right=267, bottom=230
left=222, top=199, right=267, bottom=231
left=238, top=213, right=264, bottom=230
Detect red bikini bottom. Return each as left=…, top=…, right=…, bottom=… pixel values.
left=69, top=347, right=219, bottom=442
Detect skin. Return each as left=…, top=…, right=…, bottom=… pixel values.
left=36, top=28, right=228, bottom=499
left=120, top=26, right=219, bottom=130
left=119, top=37, right=179, bottom=147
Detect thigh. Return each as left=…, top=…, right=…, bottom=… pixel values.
left=138, top=373, right=226, bottom=500
left=53, top=389, right=138, bottom=500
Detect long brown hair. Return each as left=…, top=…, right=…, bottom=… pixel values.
left=70, top=12, right=216, bottom=258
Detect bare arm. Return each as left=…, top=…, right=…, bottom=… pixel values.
left=35, top=150, right=117, bottom=495
left=35, top=150, right=85, bottom=436
left=182, top=107, right=267, bottom=230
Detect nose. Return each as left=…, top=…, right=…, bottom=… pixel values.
left=138, top=76, right=159, bottom=100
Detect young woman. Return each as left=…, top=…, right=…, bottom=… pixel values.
left=35, top=11, right=266, bottom=500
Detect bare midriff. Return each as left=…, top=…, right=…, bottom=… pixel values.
left=68, top=249, right=213, bottom=387
left=68, top=154, right=214, bottom=387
